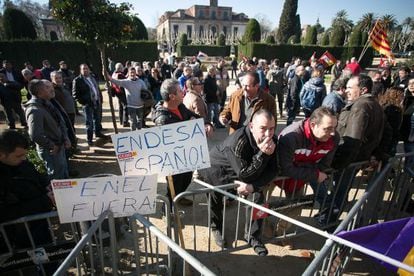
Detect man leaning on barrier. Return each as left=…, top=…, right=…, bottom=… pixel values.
left=198, top=108, right=278, bottom=256
left=277, top=107, right=339, bottom=226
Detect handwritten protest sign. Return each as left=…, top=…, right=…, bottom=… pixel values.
left=111, top=118, right=211, bottom=177
left=52, top=175, right=157, bottom=223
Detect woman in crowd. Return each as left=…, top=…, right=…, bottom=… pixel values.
left=148, top=68, right=163, bottom=103
left=183, top=77, right=209, bottom=123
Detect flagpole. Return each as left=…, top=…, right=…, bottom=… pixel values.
left=358, top=20, right=382, bottom=63
left=358, top=21, right=379, bottom=63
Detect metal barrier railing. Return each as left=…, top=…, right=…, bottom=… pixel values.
left=0, top=211, right=79, bottom=275
left=130, top=213, right=216, bottom=276
left=194, top=167, right=414, bottom=275
left=53, top=194, right=215, bottom=275
left=303, top=152, right=414, bottom=275
left=171, top=161, right=375, bottom=256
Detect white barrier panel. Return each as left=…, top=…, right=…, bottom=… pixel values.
left=52, top=175, right=158, bottom=223
left=111, top=118, right=211, bottom=177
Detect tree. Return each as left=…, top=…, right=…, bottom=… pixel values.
left=51, top=0, right=134, bottom=134
left=331, top=10, right=353, bottom=43
left=6, top=0, right=49, bottom=38
left=358, top=13, right=376, bottom=33
left=242, top=18, right=261, bottom=43
left=330, top=25, right=345, bottom=46
left=254, top=13, right=273, bottom=35
left=131, top=16, right=148, bottom=40
left=179, top=33, right=188, bottom=46
left=320, top=31, right=330, bottom=46
left=217, top=33, right=225, bottom=46
left=293, top=14, right=302, bottom=43
left=276, top=0, right=298, bottom=43
left=303, top=25, right=317, bottom=45
left=3, top=7, right=37, bottom=39
left=265, top=35, right=276, bottom=44
left=314, top=18, right=325, bottom=34
left=348, top=26, right=362, bottom=46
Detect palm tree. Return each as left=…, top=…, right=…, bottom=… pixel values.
left=358, top=13, right=377, bottom=33
left=331, top=10, right=354, bottom=43
left=398, top=17, right=414, bottom=52
left=380, top=14, right=397, bottom=31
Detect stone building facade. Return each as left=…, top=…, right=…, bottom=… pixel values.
left=157, top=0, right=249, bottom=52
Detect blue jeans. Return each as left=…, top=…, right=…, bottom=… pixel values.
left=127, top=107, right=144, bottom=130
left=207, top=103, right=221, bottom=127
left=84, top=103, right=102, bottom=142
left=38, top=146, right=68, bottom=180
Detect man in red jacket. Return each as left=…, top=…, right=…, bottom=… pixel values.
left=277, top=107, right=339, bottom=226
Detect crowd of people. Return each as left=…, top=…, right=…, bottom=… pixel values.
left=0, top=54, right=414, bottom=258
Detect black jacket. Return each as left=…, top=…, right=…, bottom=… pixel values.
left=152, top=102, right=199, bottom=126
left=0, top=161, right=53, bottom=223
left=199, top=126, right=278, bottom=192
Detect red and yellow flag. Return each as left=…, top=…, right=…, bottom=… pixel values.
left=369, top=20, right=394, bottom=59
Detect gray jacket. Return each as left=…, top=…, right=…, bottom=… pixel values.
left=24, top=97, right=68, bottom=150
left=110, top=78, right=144, bottom=108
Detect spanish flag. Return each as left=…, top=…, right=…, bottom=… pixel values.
left=369, top=20, right=394, bottom=59
left=318, top=51, right=336, bottom=68
left=337, top=217, right=414, bottom=275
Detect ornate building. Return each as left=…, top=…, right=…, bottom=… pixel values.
left=157, top=0, right=249, bottom=52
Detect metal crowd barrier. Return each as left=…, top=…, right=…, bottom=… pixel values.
left=303, top=152, right=414, bottom=275
left=171, top=160, right=376, bottom=256
left=0, top=211, right=78, bottom=275
left=54, top=194, right=214, bottom=275
left=129, top=213, right=215, bottom=276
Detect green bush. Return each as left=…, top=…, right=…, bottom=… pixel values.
left=0, top=40, right=157, bottom=76
left=238, top=43, right=374, bottom=68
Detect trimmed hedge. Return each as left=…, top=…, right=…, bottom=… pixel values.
left=0, top=40, right=158, bottom=76
left=238, top=43, right=374, bottom=69
left=177, top=45, right=237, bottom=58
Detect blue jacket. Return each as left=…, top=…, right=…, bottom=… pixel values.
left=322, top=91, right=345, bottom=114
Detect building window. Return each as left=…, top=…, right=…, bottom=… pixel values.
left=233, top=27, right=238, bottom=37
left=211, top=11, right=216, bottom=20
left=199, top=25, right=204, bottom=38
left=223, top=26, right=227, bottom=36
left=187, top=25, right=192, bottom=39
left=173, top=25, right=179, bottom=37
left=211, top=26, right=217, bottom=37
left=198, top=10, right=204, bottom=18
left=223, top=11, right=228, bottom=20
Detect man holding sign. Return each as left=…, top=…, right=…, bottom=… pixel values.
left=153, top=79, right=213, bottom=206
left=199, top=109, right=278, bottom=256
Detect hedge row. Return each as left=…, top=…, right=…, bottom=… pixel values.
left=0, top=40, right=158, bottom=75
left=238, top=43, right=374, bottom=68
left=177, top=45, right=238, bottom=58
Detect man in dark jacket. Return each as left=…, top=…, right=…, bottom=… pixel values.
left=199, top=109, right=277, bottom=256
left=153, top=79, right=213, bottom=206
left=332, top=75, right=385, bottom=209
left=72, top=64, right=107, bottom=146
left=286, top=65, right=305, bottom=126
left=0, top=130, right=54, bottom=248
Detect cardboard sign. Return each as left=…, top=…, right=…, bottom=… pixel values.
left=111, top=118, right=211, bottom=177
left=52, top=175, right=157, bottom=223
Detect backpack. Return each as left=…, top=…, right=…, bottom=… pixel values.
left=300, top=85, right=321, bottom=112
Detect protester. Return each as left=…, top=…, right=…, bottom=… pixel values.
left=266, top=59, right=285, bottom=119
left=25, top=79, right=71, bottom=179
left=220, top=72, right=276, bottom=134
left=199, top=109, right=278, bottom=255
left=300, top=66, right=326, bottom=118
left=183, top=77, right=210, bottom=124
left=286, top=65, right=305, bottom=125
left=322, top=77, right=348, bottom=114
left=72, top=64, right=107, bottom=146
left=153, top=79, right=212, bottom=206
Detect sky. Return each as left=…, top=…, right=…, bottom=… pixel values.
left=37, top=0, right=413, bottom=29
